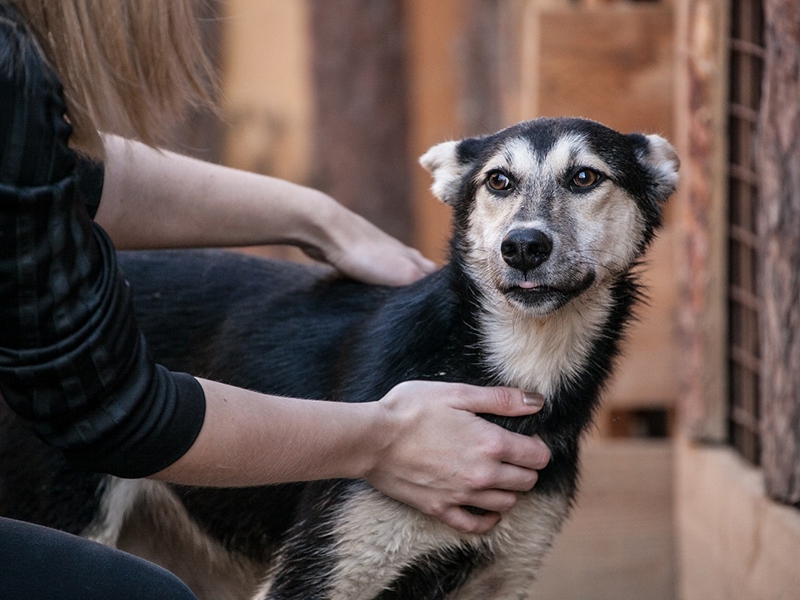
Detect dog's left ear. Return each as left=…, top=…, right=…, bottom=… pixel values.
left=420, top=137, right=483, bottom=206
left=628, top=133, right=681, bottom=200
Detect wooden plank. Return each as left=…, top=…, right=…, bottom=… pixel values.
left=536, top=3, right=675, bottom=138
left=218, top=0, right=313, bottom=261
left=676, top=439, right=800, bottom=600
left=531, top=439, right=675, bottom=600
left=671, top=0, right=731, bottom=441
left=405, top=0, right=466, bottom=262
left=307, top=0, right=414, bottom=244
left=604, top=227, right=680, bottom=408
left=221, top=0, right=313, bottom=184
left=757, top=0, right=800, bottom=504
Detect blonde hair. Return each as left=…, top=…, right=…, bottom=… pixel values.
left=10, top=0, right=216, bottom=156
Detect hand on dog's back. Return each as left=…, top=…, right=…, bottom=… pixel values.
left=365, top=381, right=550, bottom=534
left=298, top=202, right=437, bottom=286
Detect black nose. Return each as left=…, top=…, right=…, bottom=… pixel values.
left=501, top=228, right=553, bottom=271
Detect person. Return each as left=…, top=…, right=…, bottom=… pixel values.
left=0, top=1, right=551, bottom=598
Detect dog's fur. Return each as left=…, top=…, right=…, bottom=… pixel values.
left=0, top=117, right=678, bottom=599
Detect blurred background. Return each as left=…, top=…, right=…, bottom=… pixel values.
left=169, top=1, right=800, bottom=598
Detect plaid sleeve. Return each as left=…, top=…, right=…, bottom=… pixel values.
left=0, top=9, right=206, bottom=478
left=75, top=156, right=105, bottom=219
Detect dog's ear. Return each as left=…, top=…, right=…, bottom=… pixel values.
left=419, top=137, right=483, bottom=206
left=628, top=133, right=680, bottom=200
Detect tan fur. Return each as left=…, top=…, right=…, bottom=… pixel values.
left=450, top=493, right=570, bottom=600
left=84, top=478, right=262, bottom=600
left=257, top=486, right=570, bottom=600
left=259, top=485, right=460, bottom=599
left=419, top=140, right=467, bottom=205
left=481, top=284, right=616, bottom=398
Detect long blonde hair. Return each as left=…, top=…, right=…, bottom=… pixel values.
left=10, top=0, right=216, bottom=156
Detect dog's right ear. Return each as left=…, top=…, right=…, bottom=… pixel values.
left=628, top=133, right=681, bottom=201
left=419, top=137, right=483, bottom=206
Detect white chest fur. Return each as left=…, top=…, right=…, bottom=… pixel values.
left=260, top=484, right=571, bottom=600
left=479, top=283, right=615, bottom=398
left=448, top=492, right=571, bottom=600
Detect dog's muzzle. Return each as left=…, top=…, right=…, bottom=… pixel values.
left=497, top=227, right=595, bottom=311
left=501, top=228, right=553, bottom=272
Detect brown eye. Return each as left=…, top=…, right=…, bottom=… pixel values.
left=571, top=168, right=601, bottom=189
left=487, top=171, right=512, bottom=192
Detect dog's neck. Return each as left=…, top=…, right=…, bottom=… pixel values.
left=476, top=282, right=617, bottom=398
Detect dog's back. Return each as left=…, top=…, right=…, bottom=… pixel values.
left=119, top=250, right=381, bottom=399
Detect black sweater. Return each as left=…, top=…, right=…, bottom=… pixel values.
left=0, top=6, right=205, bottom=478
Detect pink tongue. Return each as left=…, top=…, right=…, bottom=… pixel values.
left=518, top=281, right=538, bottom=289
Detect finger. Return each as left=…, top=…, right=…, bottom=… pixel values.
left=412, top=252, right=438, bottom=275
left=369, top=256, right=431, bottom=286
left=396, top=250, right=438, bottom=283
left=495, top=434, right=552, bottom=471
left=480, top=464, right=540, bottom=493
left=439, top=507, right=502, bottom=535
left=451, top=385, right=545, bottom=417
left=458, top=489, right=521, bottom=513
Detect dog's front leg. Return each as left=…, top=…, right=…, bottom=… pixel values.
left=255, top=480, right=482, bottom=600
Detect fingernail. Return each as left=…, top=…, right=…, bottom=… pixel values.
left=523, top=391, right=545, bottom=408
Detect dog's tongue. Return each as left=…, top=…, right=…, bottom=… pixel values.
left=518, top=281, right=538, bottom=289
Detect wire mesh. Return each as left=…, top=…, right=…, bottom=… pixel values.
left=727, top=0, right=764, bottom=465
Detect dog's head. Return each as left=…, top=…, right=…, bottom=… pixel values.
left=421, top=117, right=679, bottom=316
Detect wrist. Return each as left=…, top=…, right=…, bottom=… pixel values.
left=356, top=398, right=399, bottom=482
left=285, top=186, right=342, bottom=254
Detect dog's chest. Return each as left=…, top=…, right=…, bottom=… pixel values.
left=479, top=287, right=613, bottom=397
left=290, top=484, right=571, bottom=600
left=446, top=492, right=571, bottom=600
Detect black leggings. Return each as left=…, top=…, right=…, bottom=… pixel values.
left=0, top=517, right=196, bottom=599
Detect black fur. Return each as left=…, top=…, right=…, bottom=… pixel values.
left=0, top=406, right=105, bottom=534
left=373, top=544, right=490, bottom=600
left=0, top=118, right=674, bottom=599
left=105, top=244, right=638, bottom=597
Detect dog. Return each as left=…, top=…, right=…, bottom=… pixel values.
left=0, top=117, right=678, bottom=599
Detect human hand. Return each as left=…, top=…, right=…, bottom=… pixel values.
left=365, top=381, right=551, bottom=534
left=299, top=199, right=437, bottom=286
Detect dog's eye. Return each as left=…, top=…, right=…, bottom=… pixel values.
left=570, top=168, right=602, bottom=190
left=486, top=171, right=513, bottom=192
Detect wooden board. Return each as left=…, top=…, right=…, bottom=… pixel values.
left=531, top=439, right=676, bottom=600
left=676, top=439, right=800, bottom=600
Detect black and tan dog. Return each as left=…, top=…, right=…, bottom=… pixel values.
left=0, top=117, right=678, bottom=599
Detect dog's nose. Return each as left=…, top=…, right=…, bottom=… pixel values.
left=501, top=228, right=553, bottom=271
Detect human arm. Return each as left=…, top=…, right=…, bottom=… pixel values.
left=154, top=379, right=551, bottom=534
left=0, top=12, right=206, bottom=479
left=94, top=135, right=436, bottom=286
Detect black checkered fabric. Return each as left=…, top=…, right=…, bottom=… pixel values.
left=0, top=6, right=205, bottom=478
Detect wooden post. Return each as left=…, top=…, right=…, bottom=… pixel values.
left=460, top=0, right=504, bottom=135
left=674, top=0, right=730, bottom=442
left=307, top=0, right=414, bottom=244
left=758, top=0, right=800, bottom=504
